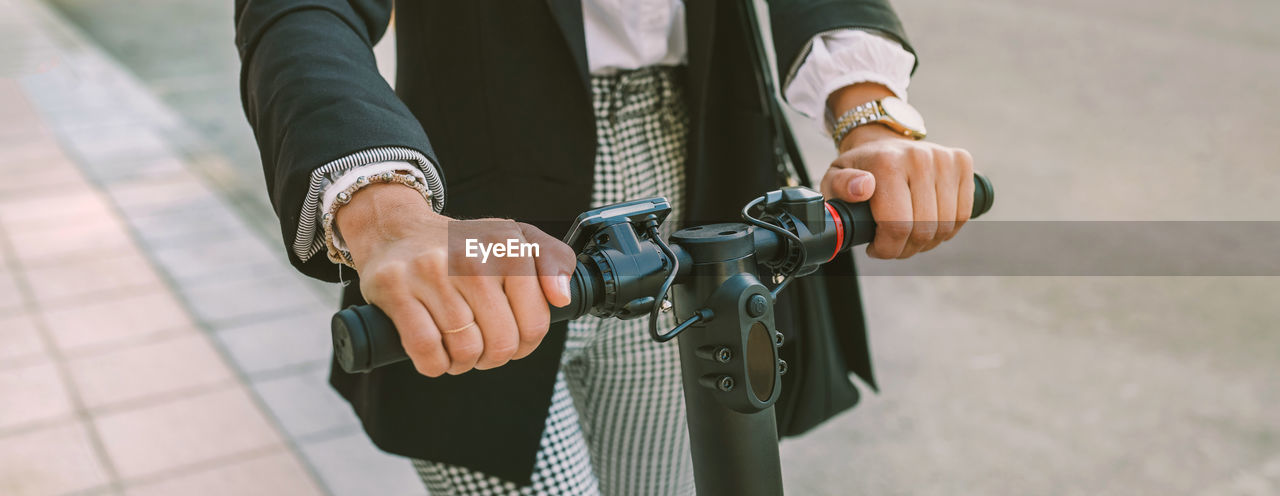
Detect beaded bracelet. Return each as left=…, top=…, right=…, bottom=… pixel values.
left=321, top=171, right=432, bottom=267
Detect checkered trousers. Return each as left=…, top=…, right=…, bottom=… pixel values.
left=412, top=66, right=694, bottom=495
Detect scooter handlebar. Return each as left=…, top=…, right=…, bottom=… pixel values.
left=333, top=262, right=596, bottom=373
left=333, top=173, right=993, bottom=374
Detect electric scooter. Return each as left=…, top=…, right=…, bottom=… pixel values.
left=332, top=174, right=994, bottom=495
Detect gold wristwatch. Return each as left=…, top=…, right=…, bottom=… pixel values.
left=827, top=96, right=927, bottom=146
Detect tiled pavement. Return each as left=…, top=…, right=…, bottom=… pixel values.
left=8, top=0, right=1280, bottom=495
left=0, top=0, right=424, bottom=494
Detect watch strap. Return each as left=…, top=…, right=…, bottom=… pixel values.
left=829, top=100, right=884, bottom=146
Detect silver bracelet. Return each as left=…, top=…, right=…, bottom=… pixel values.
left=829, top=100, right=881, bottom=147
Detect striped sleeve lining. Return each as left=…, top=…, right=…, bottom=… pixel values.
left=293, top=146, right=445, bottom=262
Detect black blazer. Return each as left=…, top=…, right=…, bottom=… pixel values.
left=236, top=0, right=914, bottom=484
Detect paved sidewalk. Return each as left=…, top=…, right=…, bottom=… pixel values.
left=8, top=0, right=1280, bottom=494
left=0, top=0, right=424, bottom=495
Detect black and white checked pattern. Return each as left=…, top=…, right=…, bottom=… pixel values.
left=413, top=376, right=599, bottom=495
left=413, top=66, right=693, bottom=496
left=589, top=66, right=688, bottom=237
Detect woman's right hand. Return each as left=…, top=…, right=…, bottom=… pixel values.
left=336, top=183, right=577, bottom=377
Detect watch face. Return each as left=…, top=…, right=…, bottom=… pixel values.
left=880, top=97, right=927, bottom=137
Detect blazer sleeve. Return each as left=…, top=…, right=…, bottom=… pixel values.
left=768, top=0, right=918, bottom=81
left=235, top=0, right=443, bottom=281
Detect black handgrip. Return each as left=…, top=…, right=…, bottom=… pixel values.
left=333, top=261, right=597, bottom=373
left=332, top=304, right=403, bottom=373
left=837, top=172, right=993, bottom=247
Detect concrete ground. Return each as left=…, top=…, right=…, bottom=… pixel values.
left=14, top=0, right=1280, bottom=494
left=1, top=1, right=423, bottom=495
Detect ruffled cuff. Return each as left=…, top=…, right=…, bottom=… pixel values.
left=782, top=29, right=917, bottom=133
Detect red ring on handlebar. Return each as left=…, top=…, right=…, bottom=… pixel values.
left=825, top=202, right=843, bottom=261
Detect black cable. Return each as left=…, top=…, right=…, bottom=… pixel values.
left=645, top=223, right=684, bottom=342
left=741, top=197, right=806, bottom=297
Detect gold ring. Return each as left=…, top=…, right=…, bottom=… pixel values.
left=441, top=321, right=477, bottom=335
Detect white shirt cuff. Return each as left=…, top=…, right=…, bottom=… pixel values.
left=782, top=29, right=917, bottom=135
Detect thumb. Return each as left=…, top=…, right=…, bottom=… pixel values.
left=820, top=166, right=876, bottom=203
left=518, top=223, right=574, bottom=308
left=538, top=272, right=572, bottom=309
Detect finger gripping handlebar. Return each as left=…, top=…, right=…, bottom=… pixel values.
left=831, top=171, right=993, bottom=248
left=333, top=173, right=994, bottom=373
left=332, top=262, right=597, bottom=373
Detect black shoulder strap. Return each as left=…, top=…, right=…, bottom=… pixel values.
left=741, top=0, right=812, bottom=187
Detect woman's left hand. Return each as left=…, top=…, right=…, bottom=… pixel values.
left=819, top=123, right=975, bottom=259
